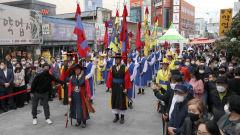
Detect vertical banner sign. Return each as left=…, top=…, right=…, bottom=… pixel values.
left=219, top=9, right=232, bottom=37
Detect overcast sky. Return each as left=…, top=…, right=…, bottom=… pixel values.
left=0, top=0, right=238, bottom=18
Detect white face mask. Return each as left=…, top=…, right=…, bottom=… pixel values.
left=175, top=65, right=180, bottom=69
left=191, top=78, right=196, bottom=81
left=34, top=64, right=39, bottom=67
left=199, top=70, right=205, bottom=74
left=216, top=86, right=226, bottom=93
left=199, top=63, right=205, bottom=66
left=12, top=61, right=16, bottom=65
left=228, top=67, right=234, bottom=71
left=191, top=61, right=195, bottom=64
left=41, top=61, right=45, bottom=65
left=0, top=65, right=4, bottom=69
left=185, top=62, right=190, bottom=66
left=175, top=94, right=185, bottom=103
left=224, top=104, right=230, bottom=114
left=21, top=61, right=26, bottom=65
left=170, top=83, right=176, bottom=90
left=221, top=60, right=226, bottom=63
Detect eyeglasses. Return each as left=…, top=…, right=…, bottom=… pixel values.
left=197, top=130, right=209, bottom=135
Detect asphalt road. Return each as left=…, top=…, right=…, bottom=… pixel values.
left=0, top=84, right=163, bottom=135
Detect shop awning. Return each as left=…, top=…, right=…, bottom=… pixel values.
left=191, top=38, right=214, bottom=44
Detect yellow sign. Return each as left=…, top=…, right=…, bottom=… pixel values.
left=219, top=9, right=233, bottom=37
left=41, top=51, right=51, bottom=64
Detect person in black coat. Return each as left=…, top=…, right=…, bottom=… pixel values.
left=167, top=84, right=192, bottom=135
left=208, top=76, right=230, bottom=122
left=228, top=67, right=240, bottom=96
left=0, top=61, right=15, bottom=112
left=31, top=63, right=66, bottom=125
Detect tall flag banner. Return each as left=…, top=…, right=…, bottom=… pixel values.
left=73, top=4, right=90, bottom=58
left=143, top=7, right=150, bottom=57
left=120, top=5, right=129, bottom=64
left=219, top=9, right=232, bottom=37
left=103, top=21, right=109, bottom=49
left=150, top=16, right=158, bottom=48
left=109, top=10, right=120, bottom=53
left=129, top=32, right=133, bottom=52
left=135, top=22, right=141, bottom=52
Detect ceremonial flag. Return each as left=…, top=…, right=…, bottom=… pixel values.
left=143, top=7, right=150, bottom=57
left=109, top=11, right=120, bottom=53
left=120, top=5, right=129, bottom=64
left=103, top=22, right=109, bottom=49
left=73, top=4, right=90, bottom=58
left=150, top=16, right=158, bottom=48
left=129, top=32, right=133, bottom=52
left=135, top=22, right=141, bottom=52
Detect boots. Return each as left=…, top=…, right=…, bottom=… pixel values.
left=106, top=88, right=109, bottom=92
left=137, top=88, right=141, bottom=94
left=142, top=89, right=145, bottom=95
left=113, top=114, right=119, bottom=123
left=120, top=115, right=125, bottom=124
left=129, top=102, right=133, bottom=109
left=81, top=121, right=86, bottom=128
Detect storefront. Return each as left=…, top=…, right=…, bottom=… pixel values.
left=42, top=17, right=96, bottom=57
left=0, top=4, right=42, bottom=61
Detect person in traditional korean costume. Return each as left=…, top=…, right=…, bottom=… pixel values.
left=126, top=54, right=139, bottom=109
left=68, top=64, right=95, bottom=128
left=106, top=53, right=131, bottom=124
left=84, top=54, right=95, bottom=104
left=103, top=49, right=114, bottom=92
left=135, top=50, right=148, bottom=95
left=97, top=54, right=105, bottom=84
left=155, top=46, right=162, bottom=73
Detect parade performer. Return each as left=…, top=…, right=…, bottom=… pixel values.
left=135, top=50, right=148, bottom=95
left=106, top=53, right=131, bottom=124
left=60, top=51, right=77, bottom=105
left=146, top=50, right=156, bottom=86
left=68, top=64, right=95, bottom=128
left=127, top=54, right=139, bottom=109
left=167, top=51, right=176, bottom=70
left=84, top=54, right=95, bottom=104
left=155, top=46, right=161, bottom=73
left=31, top=63, right=66, bottom=125
left=156, top=58, right=171, bottom=94
left=97, top=54, right=105, bottom=84
left=103, top=49, right=114, bottom=92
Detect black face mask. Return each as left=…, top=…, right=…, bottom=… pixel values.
left=188, top=113, right=200, bottom=122
left=219, top=70, right=226, bottom=74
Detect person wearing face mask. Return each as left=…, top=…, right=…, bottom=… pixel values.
left=184, top=57, right=194, bottom=73
left=175, top=61, right=190, bottom=82
left=228, top=67, right=240, bottom=96
left=181, top=98, right=205, bottom=135
left=208, top=77, right=230, bottom=122
left=0, top=61, right=15, bottom=112
left=218, top=65, right=227, bottom=77
left=152, top=71, right=181, bottom=135
left=167, top=51, right=176, bottom=70
left=219, top=56, right=228, bottom=68
left=168, top=84, right=193, bottom=135
left=21, top=58, right=27, bottom=69
left=184, top=47, right=195, bottom=60
left=208, top=58, right=219, bottom=75
left=39, top=59, right=46, bottom=68
left=5, top=54, right=13, bottom=70
left=227, top=62, right=235, bottom=72
left=190, top=70, right=204, bottom=99
left=217, top=95, right=240, bottom=135
left=13, top=63, right=25, bottom=108
left=33, top=60, right=42, bottom=74
left=31, top=63, right=66, bottom=125
left=11, top=57, right=17, bottom=71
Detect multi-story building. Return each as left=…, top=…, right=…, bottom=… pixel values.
left=233, top=0, right=240, bottom=17
left=195, top=18, right=205, bottom=38
left=151, top=0, right=195, bottom=38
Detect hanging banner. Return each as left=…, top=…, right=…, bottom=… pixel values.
left=219, top=9, right=232, bottom=37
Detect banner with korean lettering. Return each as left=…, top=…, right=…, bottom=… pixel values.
left=219, top=9, right=233, bottom=37
left=0, top=4, right=42, bottom=45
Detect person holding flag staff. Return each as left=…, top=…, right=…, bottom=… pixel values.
left=84, top=54, right=95, bottom=104
left=127, top=54, right=139, bottom=109
left=68, top=63, right=95, bottom=128
left=106, top=53, right=131, bottom=124
left=135, top=50, right=148, bottom=95
left=97, top=54, right=105, bottom=84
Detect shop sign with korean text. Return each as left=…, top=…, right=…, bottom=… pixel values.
left=219, top=9, right=232, bottom=37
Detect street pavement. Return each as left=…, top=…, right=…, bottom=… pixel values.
left=0, top=84, right=163, bottom=135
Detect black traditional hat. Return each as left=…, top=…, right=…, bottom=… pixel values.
left=70, top=63, right=86, bottom=71
left=112, top=53, right=125, bottom=58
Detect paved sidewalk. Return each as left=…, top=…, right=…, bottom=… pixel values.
left=0, top=85, right=163, bottom=135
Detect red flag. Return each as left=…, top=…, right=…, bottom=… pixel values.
left=73, top=4, right=90, bottom=58
left=135, top=22, right=141, bottom=52
left=164, top=41, right=169, bottom=47
left=103, top=22, right=108, bottom=49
